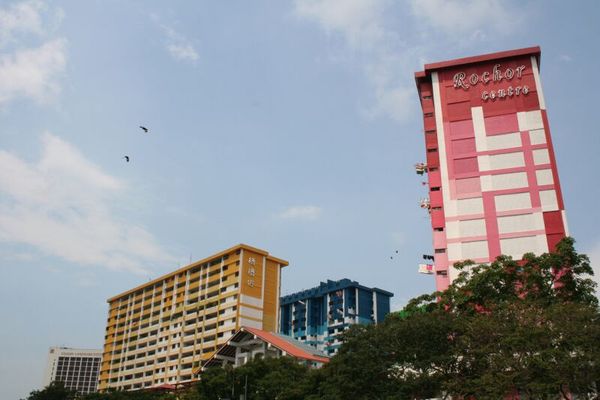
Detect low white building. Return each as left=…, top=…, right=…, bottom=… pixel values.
left=43, top=347, right=103, bottom=394
left=201, top=326, right=330, bottom=372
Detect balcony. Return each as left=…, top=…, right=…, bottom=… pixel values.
left=202, top=305, right=218, bottom=316
left=182, top=344, right=196, bottom=354
left=220, top=320, right=236, bottom=330
left=203, top=328, right=217, bottom=337
left=180, top=355, right=194, bottom=365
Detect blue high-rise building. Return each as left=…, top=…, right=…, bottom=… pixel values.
left=279, top=279, right=393, bottom=355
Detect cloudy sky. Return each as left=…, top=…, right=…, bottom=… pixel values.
left=1, top=1, right=599, bottom=398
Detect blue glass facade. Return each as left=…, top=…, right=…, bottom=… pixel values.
left=279, top=279, right=393, bottom=355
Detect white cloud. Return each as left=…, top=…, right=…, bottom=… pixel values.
left=363, top=56, right=415, bottom=122
left=0, top=133, right=175, bottom=274
left=294, top=0, right=387, bottom=50
left=0, top=38, right=66, bottom=105
left=409, top=0, right=519, bottom=40
left=294, top=0, right=525, bottom=123
left=0, top=0, right=45, bottom=45
left=294, top=0, right=413, bottom=122
left=0, top=250, right=36, bottom=262
left=0, top=1, right=66, bottom=106
left=278, top=205, right=322, bottom=221
left=167, top=43, right=199, bottom=62
left=559, top=54, right=573, bottom=62
left=151, top=14, right=199, bottom=63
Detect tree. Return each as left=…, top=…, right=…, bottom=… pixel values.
left=407, top=237, right=598, bottom=315
left=80, top=388, right=175, bottom=400
left=192, top=365, right=234, bottom=400
left=82, top=238, right=597, bottom=400
left=320, top=237, right=600, bottom=399
left=195, top=357, right=315, bottom=400
left=237, top=357, right=313, bottom=400
left=439, top=300, right=600, bottom=399
left=22, top=382, right=76, bottom=400
left=318, top=309, right=459, bottom=400
left=316, top=324, right=394, bottom=399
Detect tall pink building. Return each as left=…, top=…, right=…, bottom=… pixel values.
left=415, top=47, right=568, bottom=291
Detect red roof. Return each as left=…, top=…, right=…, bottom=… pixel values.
left=415, top=46, right=541, bottom=79
left=199, top=326, right=330, bottom=373
left=242, top=326, right=330, bottom=364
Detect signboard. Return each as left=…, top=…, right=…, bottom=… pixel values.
left=452, top=63, right=529, bottom=101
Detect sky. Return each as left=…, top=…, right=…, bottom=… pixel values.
left=1, top=0, right=599, bottom=398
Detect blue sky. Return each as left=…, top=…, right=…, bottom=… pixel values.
left=1, top=1, right=599, bottom=398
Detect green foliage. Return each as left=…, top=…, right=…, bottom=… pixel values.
left=440, top=300, right=600, bottom=399
left=22, top=382, right=77, bottom=400
left=409, top=237, right=598, bottom=314
left=21, top=383, right=177, bottom=400
left=188, top=356, right=319, bottom=400
left=24, top=238, right=600, bottom=400
left=80, top=388, right=175, bottom=400
left=193, top=365, right=233, bottom=400
left=232, top=357, right=314, bottom=400
left=317, top=324, right=394, bottom=399
left=320, top=237, right=600, bottom=399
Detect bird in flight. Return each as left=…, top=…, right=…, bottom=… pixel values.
left=123, top=156, right=130, bottom=162
left=139, top=126, right=149, bottom=133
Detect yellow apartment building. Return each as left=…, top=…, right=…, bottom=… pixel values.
left=98, top=244, right=288, bottom=391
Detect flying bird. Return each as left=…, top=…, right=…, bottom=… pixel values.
left=123, top=156, right=130, bottom=162
left=139, top=126, right=149, bottom=133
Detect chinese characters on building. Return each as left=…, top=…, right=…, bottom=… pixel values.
left=247, top=257, right=256, bottom=287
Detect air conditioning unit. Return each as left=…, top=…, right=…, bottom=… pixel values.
left=418, top=263, right=434, bottom=274
left=414, top=162, right=428, bottom=175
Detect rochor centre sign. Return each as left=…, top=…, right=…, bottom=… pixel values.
left=452, top=63, right=530, bottom=101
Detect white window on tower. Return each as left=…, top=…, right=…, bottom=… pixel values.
left=535, top=169, right=554, bottom=185
left=495, top=192, right=532, bottom=212
left=540, top=190, right=558, bottom=211
left=517, top=110, right=544, bottom=131
left=529, top=129, right=546, bottom=145
left=533, top=148, right=550, bottom=165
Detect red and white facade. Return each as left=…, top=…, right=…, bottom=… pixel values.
left=415, top=47, right=568, bottom=291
